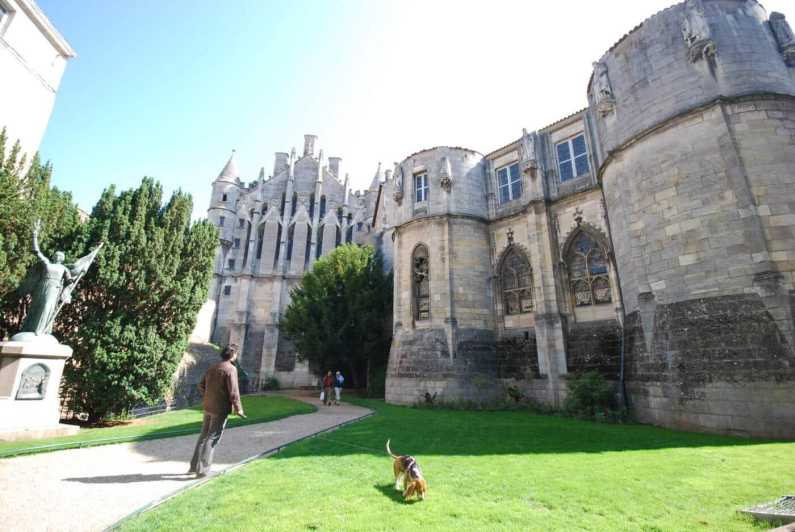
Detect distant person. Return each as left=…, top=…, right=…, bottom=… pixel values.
left=334, top=370, right=345, bottom=405
left=189, top=344, right=246, bottom=477
left=322, top=370, right=334, bottom=406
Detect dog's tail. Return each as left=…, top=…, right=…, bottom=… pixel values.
left=386, top=439, right=398, bottom=459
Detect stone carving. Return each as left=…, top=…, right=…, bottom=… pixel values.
left=393, top=163, right=404, bottom=204
left=681, top=0, right=716, bottom=63
left=770, top=12, right=795, bottom=66
left=507, top=227, right=514, bottom=245
left=15, top=363, right=50, bottom=400
left=592, top=61, right=616, bottom=117
left=16, top=221, right=102, bottom=340
left=519, top=128, right=538, bottom=177
left=439, top=157, right=453, bottom=192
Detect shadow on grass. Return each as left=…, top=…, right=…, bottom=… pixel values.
left=374, top=483, right=420, bottom=504
left=63, top=473, right=195, bottom=484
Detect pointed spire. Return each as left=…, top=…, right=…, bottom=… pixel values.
left=216, top=150, right=239, bottom=183
left=369, top=162, right=382, bottom=190
left=258, top=167, right=265, bottom=181
left=344, top=173, right=350, bottom=204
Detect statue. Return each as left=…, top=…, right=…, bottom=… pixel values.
left=439, top=157, right=453, bottom=192
left=519, top=128, right=538, bottom=176
left=393, top=163, right=404, bottom=204
left=770, top=12, right=795, bottom=66
left=15, top=221, right=102, bottom=341
left=592, top=62, right=616, bottom=117
left=681, top=0, right=716, bottom=63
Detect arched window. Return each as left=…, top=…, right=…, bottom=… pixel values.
left=280, top=192, right=286, bottom=216
left=309, top=194, right=315, bottom=219
left=286, top=224, right=295, bottom=261
left=501, top=248, right=533, bottom=315
left=567, top=231, right=611, bottom=307
left=319, top=196, right=327, bottom=220
left=290, top=192, right=298, bottom=218
left=413, top=245, right=430, bottom=321
left=256, top=223, right=265, bottom=259
left=345, top=226, right=353, bottom=243
left=316, top=225, right=324, bottom=259
left=273, top=224, right=282, bottom=269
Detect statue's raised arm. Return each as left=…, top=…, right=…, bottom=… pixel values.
left=31, top=220, right=49, bottom=265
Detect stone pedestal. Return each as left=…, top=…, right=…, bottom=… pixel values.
left=0, top=337, right=79, bottom=441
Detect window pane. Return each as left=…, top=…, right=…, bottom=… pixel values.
left=575, top=154, right=590, bottom=176
left=497, top=168, right=509, bottom=187
left=590, top=248, right=608, bottom=274
left=509, top=163, right=520, bottom=180
left=559, top=161, right=573, bottom=182
left=572, top=134, right=587, bottom=156
left=593, top=276, right=611, bottom=304
left=556, top=142, right=571, bottom=163
left=519, top=290, right=534, bottom=312
left=574, top=280, right=592, bottom=306
left=570, top=254, right=587, bottom=278
left=499, top=184, right=510, bottom=204
left=511, top=178, right=522, bottom=200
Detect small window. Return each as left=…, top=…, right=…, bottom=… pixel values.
left=219, top=216, right=225, bottom=227
left=223, top=285, right=232, bottom=296
left=228, top=259, right=235, bottom=270
left=556, top=134, right=589, bottom=182
left=415, top=173, right=429, bottom=203
left=222, top=193, right=228, bottom=202
left=497, top=163, right=522, bottom=204
left=239, top=218, right=245, bottom=228
left=234, top=238, right=240, bottom=248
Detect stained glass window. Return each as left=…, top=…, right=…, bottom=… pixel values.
left=413, top=245, right=430, bottom=321
left=567, top=232, right=611, bottom=307
left=501, top=248, right=533, bottom=315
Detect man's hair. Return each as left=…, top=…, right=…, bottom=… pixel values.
left=220, top=344, right=238, bottom=361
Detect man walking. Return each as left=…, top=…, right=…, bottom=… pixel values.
left=189, top=344, right=245, bottom=477
left=333, top=370, right=345, bottom=405
left=322, top=370, right=334, bottom=406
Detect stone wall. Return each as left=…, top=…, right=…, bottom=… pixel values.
left=565, top=320, right=621, bottom=378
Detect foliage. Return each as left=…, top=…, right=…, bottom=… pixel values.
left=506, top=384, right=524, bottom=403
left=121, top=399, right=791, bottom=532
left=58, top=178, right=218, bottom=423
left=261, top=375, right=280, bottom=391
left=0, top=128, right=84, bottom=337
left=0, top=395, right=313, bottom=458
left=563, top=370, right=616, bottom=419
left=281, top=244, right=392, bottom=394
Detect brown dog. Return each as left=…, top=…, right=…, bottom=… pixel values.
left=386, top=439, right=427, bottom=501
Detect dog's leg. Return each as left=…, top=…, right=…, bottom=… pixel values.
left=395, top=472, right=405, bottom=491
left=403, top=482, right=415, bottom=501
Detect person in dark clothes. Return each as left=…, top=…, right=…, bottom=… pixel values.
left=189, top=344, right=246, bottom=477
left=322, top=370, right=334, bottom=406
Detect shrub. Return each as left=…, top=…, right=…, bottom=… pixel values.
left=564, top=371, right=615, bottom=419
left=262, top=375, right=280, bottom=391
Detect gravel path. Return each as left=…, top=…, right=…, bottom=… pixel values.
left=0, top=393, right=371, bottom=532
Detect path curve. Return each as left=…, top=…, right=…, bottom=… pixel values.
left=0, top=392, right=371, bottom=532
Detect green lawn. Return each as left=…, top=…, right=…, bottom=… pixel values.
left=0, top=395, right=314, bottom=458
left=118, top=399, right=794, bottom=532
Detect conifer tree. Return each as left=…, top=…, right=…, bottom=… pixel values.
left=281, top=244, right=392, bottom=395
left=59, top=178, right=218, bottom=422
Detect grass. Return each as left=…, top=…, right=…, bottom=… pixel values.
left=0, top=394, right=314, bottom=458
left=118, top=399, right=795, bottom=532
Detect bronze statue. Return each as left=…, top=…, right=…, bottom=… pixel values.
left=16, top=221, right=102, bottom=340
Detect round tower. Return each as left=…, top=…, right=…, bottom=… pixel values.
left=385, top=147, right=496, bottom=405
left=591, top=0, right=795, bottom=436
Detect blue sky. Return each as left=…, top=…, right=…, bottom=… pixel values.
left=39, top=0, right=793, bottom=218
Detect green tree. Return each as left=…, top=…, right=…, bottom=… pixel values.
left=59, top=178, right=218, bottom=423
left=281, top=244, right=392, bottom=395
left=0, top=128, right=84, bottom=337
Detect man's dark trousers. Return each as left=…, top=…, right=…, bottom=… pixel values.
left=189, top=412, right=228, bottom=475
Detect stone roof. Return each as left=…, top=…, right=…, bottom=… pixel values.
left=216, top=150, right=239, bottom=183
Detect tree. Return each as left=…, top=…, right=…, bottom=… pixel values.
left=0, top=128, right=84, bottom=338
left=281, top=244, right=392, bottom=395
left=58, top=178, right=218, bottom=423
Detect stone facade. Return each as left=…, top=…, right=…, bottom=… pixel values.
left=207, top=0, right=795, bottom=437
left=0, top=0, right=74, bottom=160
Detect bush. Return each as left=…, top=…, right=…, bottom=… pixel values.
left=262, top=375, right=280, bottom=391
left=564, top=371, right=615, bottom=419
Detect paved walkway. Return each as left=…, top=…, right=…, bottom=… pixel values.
left=0, top=393, right=371, bottom=532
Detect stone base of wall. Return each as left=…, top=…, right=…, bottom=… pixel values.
left=624, top=293, right=795, bottom=438
left=385, top=327, right=497, bottom=405
left=565, top=319, right=621, bottom=378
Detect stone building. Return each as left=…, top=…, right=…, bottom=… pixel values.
left=207, top=0, right=795, bottom=437
left=0, top=0, right=75, bottom=160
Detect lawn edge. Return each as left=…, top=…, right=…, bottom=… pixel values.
left=0, top=397, right=316, bottom=459
left=107, top=408, right=375, bottom=532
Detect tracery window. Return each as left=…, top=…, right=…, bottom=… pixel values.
left=412, top=245, right=430, bottom=321
left=567, top=231, right=611, bottom=307
left=501, top=248, right=533, bottom=315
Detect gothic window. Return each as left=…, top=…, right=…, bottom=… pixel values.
left=256, top=223, right=265, bottom=259
left=273, top=223, right=282, bottom=269
left=320, top=196, right=326, bottom=220
left=304, top=224, right=312, bottom=267
left=316, top=225, right=324, bottom=259
left=238, top=218, right=245, bottom=228
left=309, top=194, right=315, bottom=219
left=280, top=192, right=286, bottom=216
left=290, top=192, right=298, bottom=218
left=412, top=245, right=430, bottom=321
left=242, top=221, right=252, bottom=267
left=556, top=134, right=589, bottom=182
left=497, top=162, right=521, bottom=204
left=501, top=248, right=533, bottom=315
left=227, top=259, right=235, bottom=270
left=223, top=285, right=231, bottom=296
left=286, top=224, right=295, bottom=261
left=345, top=226, right=353, bottom=243
left=337, top=207, right=343, bottom=224
left=335, top=226, right=342, bottom=247
left=414, top=173, right=429, bottom=203
left=218, top=216, right=225, bottom=227
left=234, top=238, right=240, bottom=248
left=567, top=231, right=611, bottom=307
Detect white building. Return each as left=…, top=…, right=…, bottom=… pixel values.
left=0, top=0, right=74, bottom=159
